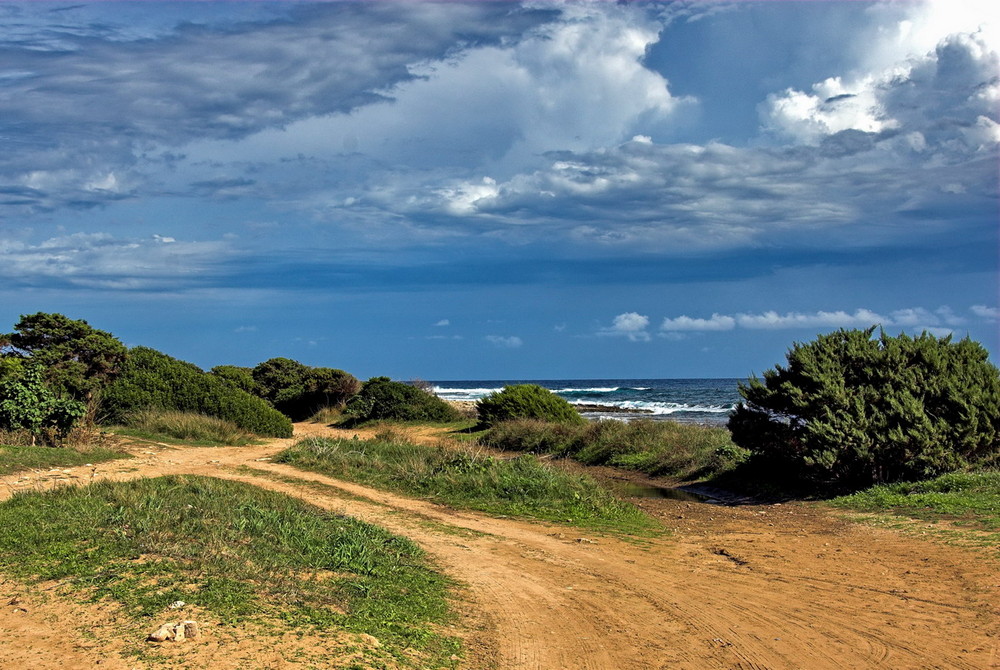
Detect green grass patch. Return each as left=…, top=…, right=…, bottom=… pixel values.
left=482, top=418, right=748, bottom=481
left=0, top=475, right=459, bottom=667
left=235, top=465, right=493, bottom=540
left=0, top=443, right=130, bottom=476
left=830, top=470, right=1000, bottom=531
left=275, top=432, right=655, bottom=535
left=111, top=409, right=258, bottom=446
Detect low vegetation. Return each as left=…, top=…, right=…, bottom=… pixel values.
left=114, top=409, right=257, bottom=446
left=476, top=384, right=585, bottom=427
left=730, top=328, right=1000, bottom=489
left=276, top=431, right=653, bottom=533
left=482, top=418, right=747, bottom=480
left=344, top=377, right=463, bottom=425
left=0, top=442, right=130, bottom=477
left=101, top=347, right=293, bottom=438
left=0, top=475, right=459, bottom=667
left=830, top=470, right=1000, bottom=530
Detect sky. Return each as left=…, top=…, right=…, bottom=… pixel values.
left=1, top=0, right=997, bottom=381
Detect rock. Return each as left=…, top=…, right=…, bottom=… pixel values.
left=147, top=620, right=199, bottom=642
left=168, top=600, right=186, bottom=609
left=147, top=623, right=176, bottom=642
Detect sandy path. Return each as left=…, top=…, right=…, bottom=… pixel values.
left=1, top=423, right=997, bottom=669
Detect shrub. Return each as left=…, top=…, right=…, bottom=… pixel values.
left=250, top=358, right=360, bottom=421
left=344, top=377, right=461, bottom=424
left=476, top=384, right=586, bottom=428
left=0, top=365, right=85, bottom=445
left=728, top=328, right=1000, bottom=488
left=210, top=365, right=261, bottom=396
left=100, top=347, right=292, bottom=437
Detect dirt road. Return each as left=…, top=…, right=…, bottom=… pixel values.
left=1, top=423, right=997, bottom=669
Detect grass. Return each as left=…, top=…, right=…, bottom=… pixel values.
left=0, top=443, right=130, bottom=477
left=111, top=409, right=258, bottom=446
left=0, top=475, right=459, bottom=667
left=275, top=431, right=655, bottom=535
left=830, top=470, right=1000, bottom=530
left=829, top=470, right=1000, bottom=556
left=481, top=418, right=748, bottom=481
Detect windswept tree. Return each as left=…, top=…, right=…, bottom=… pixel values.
left=728, top=327, right=1000, bottom=488
left=1, top=312, right=127, bottom=404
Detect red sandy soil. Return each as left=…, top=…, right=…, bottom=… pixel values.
left=0, top=422, right=996, bottom=669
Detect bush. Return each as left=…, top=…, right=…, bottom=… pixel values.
left=250, top=358, right=360, bottom=421
left=100, top=347, right=292, bottom=438
left=728, top=328, right=1000, bottom=488
left=344, top=377, right=461, bottom=424
left=210, top=365, right=261, bottom=396
left=476, top=384, right=586, bottom=428
left=0, top=365, right=85, bottom=445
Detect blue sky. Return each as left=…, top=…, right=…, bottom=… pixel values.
left=1, top=1, right=997, bottom=380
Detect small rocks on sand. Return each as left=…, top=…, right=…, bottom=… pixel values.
left=147, top=621, right=199, bottom=642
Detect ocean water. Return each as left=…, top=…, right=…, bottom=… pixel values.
left=431, top=378, right=742, bottom=426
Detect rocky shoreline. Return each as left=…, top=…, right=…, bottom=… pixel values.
left=571, top=403, right=653, bottom=415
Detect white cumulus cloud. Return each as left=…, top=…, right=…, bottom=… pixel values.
left=600, top=312, right=651, bottom=341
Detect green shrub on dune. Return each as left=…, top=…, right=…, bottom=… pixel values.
left=250, top=358, right=360, bottom=421
left=101, top=347, right=292, bottom=438
left=476, top=384, right=586, bottom=427
left=344, top=377, right=461, bottom=424
left=729, top=328, right=1000, bottom=488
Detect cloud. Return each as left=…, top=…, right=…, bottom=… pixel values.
left=0, top=232, right=232, bottom=290
left=736, top=309, right=888, bottom=330
left=657, top=306, right=975, bottom=333
left=600, top=312, right=651, bottom=342
left=761, top=13, right=999, bottom=148
left=371, top=10, right=997, bottom=254
left=661, top=313, right=735, bottom=331
left=434, top=319, right=451, bottom=327
left=486, top=335, right=523, bottom=349
left=0, top=3, right=550, bottom=218
left=971, top=305, right=1000, bottom=319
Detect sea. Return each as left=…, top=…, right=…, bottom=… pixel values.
left=431, top=378, right=742, bottom=427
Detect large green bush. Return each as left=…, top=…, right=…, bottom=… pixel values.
left=344, top=377, right=461, bottom=424
left=476, top=384, right=585, bottom=428
left=728, top=328, right=1000, bottom=488
left=250, top=358, right=360, bottom=421
left=101, top=347, right=292, bottom=438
